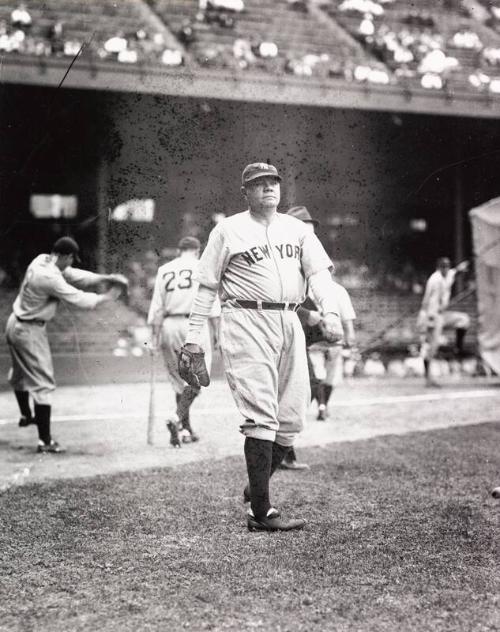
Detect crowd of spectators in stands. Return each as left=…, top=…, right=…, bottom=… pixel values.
left=1, top=2, right=184, bottom=66
left=4, top=0, right=500, bottom=94
left=333, top=0, right=500, bottom=93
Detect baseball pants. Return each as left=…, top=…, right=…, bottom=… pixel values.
left=308, top=343, right=344, bottom=387
left=5, top=313, right=56, bottom=405
left=421, top=310, right=470, bottom=358
left=219, top=307, right=309, bottom=447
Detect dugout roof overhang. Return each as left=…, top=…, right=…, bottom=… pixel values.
left=3, top=56, right=500, bottom=120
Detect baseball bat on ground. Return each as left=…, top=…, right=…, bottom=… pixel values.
left=147, top=352, right=156, bottom=445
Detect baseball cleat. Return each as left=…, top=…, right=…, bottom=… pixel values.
left=166, top=420, right=181, bottom=448
left=181, top=432, right=199, bottom=443
left=278, top=459, right=310, bottom=471
left=19, top=415, right=34, bottom=427
left=37, top=440, right=64, bottom=454
left=247, top=508, right=306, bottom=532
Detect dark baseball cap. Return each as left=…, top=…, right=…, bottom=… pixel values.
left=241, top=162, right=282, bottom=185
left=287, top=205, right=319, bottom=226
left=52, top=236, right=81, bottom=262
left=178, top=236, right=201, bottom=251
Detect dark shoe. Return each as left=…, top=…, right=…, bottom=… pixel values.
left=166, top=419, right=181, bottom=448
left=181, top=431, right=199, bottom=444
left=247, top=508, right=306, bottom=532
left=243, top=484, right=250, bottom=503
left=180, top=423, right=199, bottom=443
left=19, top=415, right=34, bottom=428
left=278, top=459, right=310, bottom=471
left=37, top=440, right=64, bottom=454
left=317, top=405, right=327, bottom=421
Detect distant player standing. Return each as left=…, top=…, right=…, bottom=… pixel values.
left=5, top=237, right=125, bottom=453
left=178, top=162, right=343, bottom=531
left=148, top=237, right=219, bottom=446
left=306, top=279, right=356, bottom=420
left=417, top=257, right=470, bottom=387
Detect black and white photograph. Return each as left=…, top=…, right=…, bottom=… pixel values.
left=1, top=0, right=499, bottom=630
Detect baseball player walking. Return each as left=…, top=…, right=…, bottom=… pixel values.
left=178, top=162, right=343, bottom=532
left=147, top=236, right=219, bottom=446
left=5, top=237, right=126, bottom=453
left=306, top=279, right=356, bottom=420
left=286, top=206, right=356, bottom=420
left=417, top=257, right=470, bottom=387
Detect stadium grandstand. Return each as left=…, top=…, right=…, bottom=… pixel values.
left=1, top=0, right=499, bottom=377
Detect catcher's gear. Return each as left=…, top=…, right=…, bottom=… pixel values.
left=178, top=345, right=210, bottom=388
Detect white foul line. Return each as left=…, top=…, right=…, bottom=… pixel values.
left=0, top=389, right=498, bottom=426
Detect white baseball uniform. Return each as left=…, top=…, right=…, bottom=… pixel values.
left=147, top=253, right=218, bottom=393
left=195, top=210, right=334, bottom=446
left=417, top=268, right=470, bottom=356
left=5, top=254, right=103, bottom=405
left=308, top=282, right=356, bottom=386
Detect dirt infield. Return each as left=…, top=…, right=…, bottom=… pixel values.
left=1, top=373, right=499, bottom=491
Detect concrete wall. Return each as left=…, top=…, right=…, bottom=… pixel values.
left=2, top=85, right=500, bottom=281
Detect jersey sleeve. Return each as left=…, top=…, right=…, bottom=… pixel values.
left=48, top=273, right=101, bottom=309
left=339, top=286, right=356, bottom=321
left=147, top=270, right=165, bottom=326
left=195, top=225, right=231, bottom=289
left=300, top=231, right=333, bottom=279
left=209, top=293, right=222, bottom=318
left=63, top=266, right=103, bottom=288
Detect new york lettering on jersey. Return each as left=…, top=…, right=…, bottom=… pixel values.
left=196, top=211, right=330, bottom=303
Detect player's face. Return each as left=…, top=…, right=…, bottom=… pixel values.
left=243, top=176, right=281, bottom=210
left=58, top=254, right=74, bottom=270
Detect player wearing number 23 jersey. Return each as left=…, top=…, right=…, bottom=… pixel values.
left=147, top=236, right=219, bottom=443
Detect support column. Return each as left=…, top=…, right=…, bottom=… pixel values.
left=453, top=164, right=464, bottom=292
left=96, top=157, right=109, bottom=274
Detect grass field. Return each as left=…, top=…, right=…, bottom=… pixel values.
left=1, top=413, right=500, bottom=631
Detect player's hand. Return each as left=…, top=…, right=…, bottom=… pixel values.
left=147, top=339, right=160, bottom=356
left=345, top=334, right=356, bottom=348
left=455, top=260, right=469, bottom=273
left=307, top=310, right=322, bottom=327
left=320, top=312, right=343, bottom=343
left=183, top=343, right=203, bottom=354
left=104, top=286, right=123, bottom=301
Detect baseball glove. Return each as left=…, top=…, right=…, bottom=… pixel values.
left=178, top=345, right=210, bottom=388
left=107, top=273, right=129, bottom=298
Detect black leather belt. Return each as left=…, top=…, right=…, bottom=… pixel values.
left=165, top=314, right=190, bottom=318
left=15, top=315, right=46, bottom=325
left=234, top=300, right=299, bottom=311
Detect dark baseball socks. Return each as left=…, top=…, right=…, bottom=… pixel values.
left=456, top=328, right=467, bottom=355
left=177, top=385, right=200, bottom=432
left=15, top=390, right=33, bottom=422
left=244, top=437, right=273, bottom=519
left=34, top=404, right=52, bottom=445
